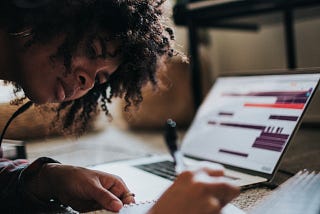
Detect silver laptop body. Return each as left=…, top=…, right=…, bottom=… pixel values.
left=91, top=71, right=320, bottom=202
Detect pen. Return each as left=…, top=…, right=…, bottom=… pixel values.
left=164, top=119, right=186, bottom=174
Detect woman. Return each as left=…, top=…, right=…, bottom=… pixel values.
left=0, top=0, right=239, bottom=213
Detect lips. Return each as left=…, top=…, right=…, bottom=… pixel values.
left=57, top=78, right=79, bottom=102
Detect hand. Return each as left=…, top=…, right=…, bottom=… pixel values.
left=148, top=168, right=240, bottom=214
left=27, top=163, right=135, bottom=212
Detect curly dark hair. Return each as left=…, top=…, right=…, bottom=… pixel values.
left=0, top=0, right=175, bottom=135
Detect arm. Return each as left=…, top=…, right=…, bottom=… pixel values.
left=0, top=156, right=135, bottom=213
left=0, top=157, right=60, bottom=213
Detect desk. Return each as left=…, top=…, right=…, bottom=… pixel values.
left=173, top=0, right=320, bottom=109
left=26, top=124, right=320, bottom=213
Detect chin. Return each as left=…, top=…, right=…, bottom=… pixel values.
left=26, top=93, right=52, bottom=104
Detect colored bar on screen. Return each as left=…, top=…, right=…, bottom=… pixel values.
left=244, top=103, right=304, bottom=109
left=220, top=122, right=266, bottom=130
left=208, top=121, right=217, bottom=125
left=219, top=149, right=248, bottom=157
left=255, top=137, right=286, bottom=145
left=261, top=132, right=289, bottom=139
left=218, top=112, right=234, bottom=116
left=269, top=115, right=299, bottom=121
left=252, top=144, right=283, bottom=152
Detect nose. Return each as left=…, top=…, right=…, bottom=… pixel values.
left=77, top=70, right=95, bottom=91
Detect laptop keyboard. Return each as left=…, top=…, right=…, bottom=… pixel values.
left=134, top=161, right=177, bottom=181
left=134, top=160, right=240, bottom=182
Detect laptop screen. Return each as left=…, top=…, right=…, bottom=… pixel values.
left=181, top=73, right=320, bottom=174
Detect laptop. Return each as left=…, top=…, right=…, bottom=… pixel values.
left=91, top=71, right=320, bottom=203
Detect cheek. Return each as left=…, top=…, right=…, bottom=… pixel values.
left=21, top=67, right=57, bottom=103
left=18, top=53, right=64, bottom=103
left=22, top=54, right=55, bottom=83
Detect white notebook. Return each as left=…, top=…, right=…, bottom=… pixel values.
left=84, top=202, right=245, bottom=214
left=122, top=203, right=245, bottom=214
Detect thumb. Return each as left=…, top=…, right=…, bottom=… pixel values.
left=93, top=187, right=123, bottom=212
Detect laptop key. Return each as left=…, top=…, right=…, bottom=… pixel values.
left=134, top=161, right=177, bottom=181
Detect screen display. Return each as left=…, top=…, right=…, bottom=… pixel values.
left=181, top=73, right=320, bottom=174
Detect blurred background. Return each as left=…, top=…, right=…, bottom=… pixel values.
left=0, top=0, right=319, bottom=168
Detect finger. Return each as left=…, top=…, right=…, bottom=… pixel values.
left=99, top=174, right=135, bottom=204
left=208, top=197, right=222, bottom=214
left=179, top=168, right=224, bottom=182
left=92, top=187, right=123, bottom=212
left=192, top=170, right=225, bottom=184
left=207, top=183, right=240, bottom=206
left=120, top=192, right=136, bottom=204
left=200, top=167, right=225, bottom=177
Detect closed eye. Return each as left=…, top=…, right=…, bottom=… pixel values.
left=86, top=38, right=104, bottom=59
left=87, top=45, right=98, bottom=59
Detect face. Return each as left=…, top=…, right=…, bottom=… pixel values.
left=12, top=35, right=121, bottom=104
